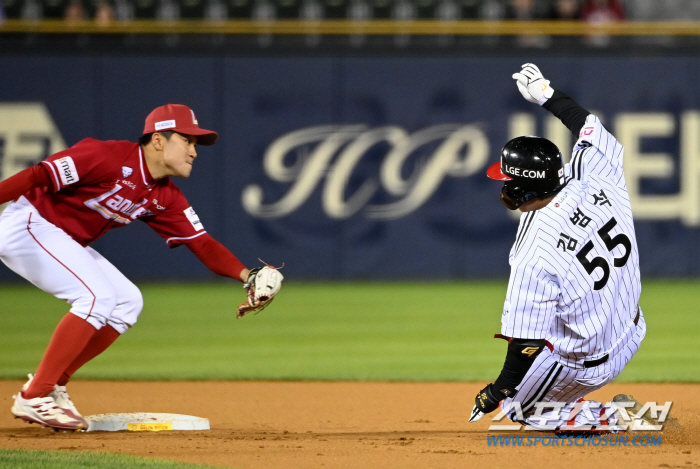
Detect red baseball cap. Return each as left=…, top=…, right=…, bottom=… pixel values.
left=143, top=104, right=218, bottom=146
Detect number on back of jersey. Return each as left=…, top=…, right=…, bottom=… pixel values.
left=575, top=216, right=631, bottom=290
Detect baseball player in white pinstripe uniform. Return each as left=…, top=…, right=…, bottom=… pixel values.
left=469, top=64, right=647, bottom=432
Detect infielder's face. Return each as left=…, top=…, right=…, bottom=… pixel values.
left=162, top=132, right=198, bottom=178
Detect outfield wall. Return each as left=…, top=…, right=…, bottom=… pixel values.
left=1, top=54, right=699, bottom=280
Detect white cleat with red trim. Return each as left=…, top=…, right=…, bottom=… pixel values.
left=51, top=384, right=89, bottom=429
left=10, top=374, right=88, bottom=431
left=11, top=392, right=87, bottom=430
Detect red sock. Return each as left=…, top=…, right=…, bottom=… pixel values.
left=56, top=325, right=121, bottom=386
left=23, top=314, right=97, bottom=399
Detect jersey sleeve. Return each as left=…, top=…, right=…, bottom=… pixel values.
left=0, top=164, right=52, bottom=205
left=568, top=115, right=626, bottom=187
left=542, top=89, right=590, bottom=137
left=187, top=233, right=247, bottom=281
left=501, top=251, right=560, bottom=340
left=41, top=138, right=121, bottom=192
left=141, top=182, right=208, bottom=248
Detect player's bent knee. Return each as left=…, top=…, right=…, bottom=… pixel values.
left=129, top=289, right=144, bottom=316
left=122, top=289, right=144, bottom=327
left=106, top=285, right=144, bottom=333
left=122, top=281, right=144, bottom=313
left=69, top=286, right=119, bottom=328
left=106, top=318, right=133, bottom=334
left=67, top=311, right=102, bottom=331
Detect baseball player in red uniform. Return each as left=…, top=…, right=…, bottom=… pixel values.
left=0, top=104, right=282, bottom=431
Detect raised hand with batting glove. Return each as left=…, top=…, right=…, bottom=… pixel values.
left=512, top=63, right=554, bottom=105
left=237, top=264, right=284, bottom=318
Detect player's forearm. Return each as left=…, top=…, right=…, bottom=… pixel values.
left=0, top=165, right=52, bottom=205
left=542, top=90, right=591, bottom=137
left=470, top=337, right=547, bottom=420
left=492, top=338, right=546, bottom=398
left=186, top=234, right=248, bottom=282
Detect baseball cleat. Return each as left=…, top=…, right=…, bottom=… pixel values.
left=51, top=385, right=89, bottom=429
left=20, top=373, right=88, bottom=427
left=19, top=373, right=33, bottom=393
left=11, top=392, right=88, bottom=431
left=612, top=394, right=678, bottom=431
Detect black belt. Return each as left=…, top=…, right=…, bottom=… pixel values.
left=583, top=307, right=640, bottom=369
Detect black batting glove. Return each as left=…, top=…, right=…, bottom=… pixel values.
left=469, top=384, right=507, bottom=422
left=476, top=384, right=504, bottom=414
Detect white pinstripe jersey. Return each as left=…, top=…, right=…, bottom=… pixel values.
left=501, top=114, right=641, bottom=368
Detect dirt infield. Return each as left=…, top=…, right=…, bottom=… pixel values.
left=0, top=381, right=698, bottom=468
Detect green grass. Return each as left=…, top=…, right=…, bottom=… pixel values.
left=0, top=280, right=697, bottom=382
left=0, top=449, right=224, bottom=468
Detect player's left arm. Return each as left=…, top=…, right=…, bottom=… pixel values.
left=141, top=186, right=248, bottom=281
left=470, top=250, right=559, bottom=422
left=187, top=233, right=248, bottom=282
left=143, top=186, right=283, bottom=317
left=469, top=337, right=546, bottom=422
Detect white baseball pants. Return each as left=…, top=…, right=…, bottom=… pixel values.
left=501, top=313, right=646, bottom=430
left=0, top=197, right=142, bottom=333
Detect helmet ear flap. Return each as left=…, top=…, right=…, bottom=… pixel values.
left=501, top=184, right=535, bottom=210
left=500, top=182, right=548, bottom=210
left=499, top=186, right=521, bottom=210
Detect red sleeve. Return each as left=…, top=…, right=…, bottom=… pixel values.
left=0, top=165, right=52, bottom=205
left=142, top=180, right=209, bottom=248
left=186, top=233, right=248, bottom=282
left=41, top=138, right=126, bottom=192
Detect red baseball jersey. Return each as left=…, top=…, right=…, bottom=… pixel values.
left=25, top=138, right=206, bottom=247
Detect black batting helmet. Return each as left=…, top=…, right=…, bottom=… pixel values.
left=486, top=136, right=567, bottom=210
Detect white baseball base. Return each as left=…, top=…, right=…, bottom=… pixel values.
left=85, top=413, right=210, bottom=432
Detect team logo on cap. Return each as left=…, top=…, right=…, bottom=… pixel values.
left=122, top=166, right=133, bottom=178
left=190, top=110, right=198, bottom=125
left=155, top=119, right=176, bottom=131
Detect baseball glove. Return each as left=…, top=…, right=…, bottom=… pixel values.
left=237, top=264, right=284, bottom=318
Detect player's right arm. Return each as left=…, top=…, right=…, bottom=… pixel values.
left=0, top=138, right=126, bottom=206
left=513, top=63, right=625, bottom=185
left=512, top=63, right=590, bottom=137
left=0, top=165, right=52, bottom=205
left=542, top=90, right=590, bottom=138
